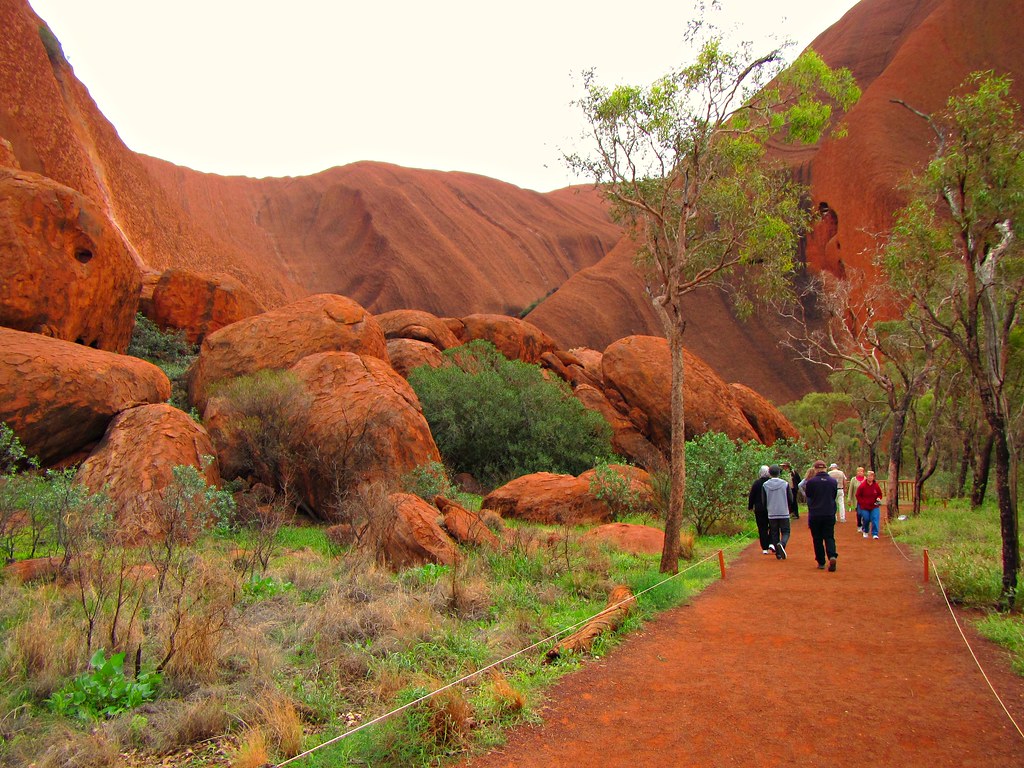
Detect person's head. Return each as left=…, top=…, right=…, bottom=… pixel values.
left=856, top=466, right=865, bottom=478
left=780, top=461, right=791, bottom=470
left=768, top=464, right=781, bottom=478
left=829, top=463, right=838, bottom=470
left=813, top=460, right=827, bottom=473
left=866, top=470, right=876, bottom=482
left=759, top=465, right=770, bottom=479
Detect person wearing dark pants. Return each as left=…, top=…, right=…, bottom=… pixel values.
left=762, top=465, right=793, bottom=560
left=801, top=460, right=839, bottom=571
left=748, top=465, right=772, bottom=554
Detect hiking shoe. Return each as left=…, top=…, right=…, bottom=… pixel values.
left=863, top=532, right=869, bottom=538
left=776, top=542, right=787, bottom=560
left=768, top=544, right=776, bottom=553
left=762, top=549, right=769, bottom=555
left=827, top=557, right=837, bottom=572
left=817, top=563, right=825, bottom=570
left=873, top=535, right=879, bottom=539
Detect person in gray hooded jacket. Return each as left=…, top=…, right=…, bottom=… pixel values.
left=762, top=465, right=793, bottom=560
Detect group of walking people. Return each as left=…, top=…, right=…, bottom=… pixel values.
left=747, top=460, right=885, bottom=571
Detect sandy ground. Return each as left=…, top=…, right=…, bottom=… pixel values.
left=462, top=521, right=1024, bottom=767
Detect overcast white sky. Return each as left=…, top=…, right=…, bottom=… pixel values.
left=28, top=1, right=860, bottom=192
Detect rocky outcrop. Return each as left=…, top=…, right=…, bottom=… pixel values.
left=582, top=523, right=667, bottom=556
left=434, top=495, right=501, bottom=549
left=573, top=384, right=662, bottom=469
left=376, top=309, right=462, bottom=350
left=382, top=492, right=459, bottom=570
left=455, top=314, right=559, bottom=365
left=0, top=169, right=140, bottom=352
left=284, top=352, right=440, bottom=520
left=729, top=383, right=799, bottom=445
left=602, top=336, right=758, bottom=447
left=0, top=328, right=170, bottom=464
left=143, top=268, right=266, bottom=344
left=75, top=404, right=220, bottom=541
left=188, top=294, right=388, bottom=410
left=386, top=338, right=444, bottom=379
left=481, top=472, right=612, bottom=526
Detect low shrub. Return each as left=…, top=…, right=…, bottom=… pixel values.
left=47, top=649, right=161, bottom=720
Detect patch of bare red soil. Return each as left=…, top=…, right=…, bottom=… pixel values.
left=463, top=523, right=1024, bottom=767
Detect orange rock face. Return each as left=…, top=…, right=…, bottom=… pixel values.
left=729, top=383, right=799, bottom=445
left=386, top=338, right=444, bottom=379
left=457, top=314, right=559, bottom=364
left=582, top=523, right=666, bottom=556
left=383, top=492, right=459, bottom=570
left=286, top=352, right=441, bottom=520
left=144, top=268, right=266, bottom=344
left=188, top=294, right=388, bottom=410
left=376, top=309, right=462, bottom=350
left=0, top=328, right=170, bottom=464
left=481, top=472, right=612, bottom=526
left=573, top=384, right=662, bottom=469
left=75, top=403, right=220, bottom=541
left=434, top=495, right=501, bottom=549
left=602, top=336, right=757, bottom=447
left=0, top=169, right=140, bottom=352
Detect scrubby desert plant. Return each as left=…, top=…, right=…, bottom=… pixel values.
left=409, top=340, right=614, bottom=485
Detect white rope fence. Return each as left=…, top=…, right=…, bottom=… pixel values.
left=273, top=533, right=754, bottom=767
left=886, top=523, right=1024, bottom=742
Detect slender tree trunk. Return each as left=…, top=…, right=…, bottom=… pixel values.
left=660, top=327, right=686, bottom=573
left=954, top=433, right=971, bottom=498
left=971, top=431, right=994, bottom=508
left=992, top=427, right=1019, bottom=608
left=885, top=408, right=908, bottom=521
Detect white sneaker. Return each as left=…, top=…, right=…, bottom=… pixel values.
left=863, top=532, right=868, bottom=538
left=762, top=549, right=769, bottom=555
left=873, top=535, right=879, bottom=539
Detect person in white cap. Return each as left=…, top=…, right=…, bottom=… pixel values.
left=827, top=463, right=848, bottom=522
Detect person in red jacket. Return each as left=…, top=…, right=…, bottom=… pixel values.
left=855, top=469, right=884, bottom=539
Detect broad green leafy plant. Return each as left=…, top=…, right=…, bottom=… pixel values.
left=48, top=648, right=161, bottom=720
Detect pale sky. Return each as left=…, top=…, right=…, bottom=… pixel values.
left=28, top=1, right=861, bottom=192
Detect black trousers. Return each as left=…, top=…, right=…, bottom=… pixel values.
left=808, top=516, right=837, bottom=565
left=769, top=517, right=791, bottom=555
left=755, top=509, right=770, bottom=550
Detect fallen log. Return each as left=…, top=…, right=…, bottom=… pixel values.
left=545, top=585, right=636, bottom=662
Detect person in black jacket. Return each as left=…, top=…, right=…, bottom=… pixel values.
left=747, top=465, right=771, bottom=554
left=801, top=460, right=840, bottom=571
left=780, top=461, right=800, bottom=519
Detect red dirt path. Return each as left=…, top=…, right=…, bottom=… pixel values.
left=463, top=522, right=1024, bottom=767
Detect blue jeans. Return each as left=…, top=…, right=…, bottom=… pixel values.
left=860, top=506, right=880, bottom=536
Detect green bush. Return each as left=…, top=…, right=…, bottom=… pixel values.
left=408, top=341, right=613, bottom=486
left=683, top=432, right=774, bottom=536
left=127, top=314, right=198, bottom=410
left=588, top=460, right=650, bottom=521
left=401, top=461, right=455, bottom=501
left=48, top=649, right=161, bottom=720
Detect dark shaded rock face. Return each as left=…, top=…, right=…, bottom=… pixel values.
left=0, top=169, right=140, bottom=352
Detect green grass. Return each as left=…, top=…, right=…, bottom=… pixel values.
left=889, top=498, right=1024, bottom=674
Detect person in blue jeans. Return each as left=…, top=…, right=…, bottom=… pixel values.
left=855, top=469, right=884, bottom=539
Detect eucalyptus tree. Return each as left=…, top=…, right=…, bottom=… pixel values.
left=885, top=72, right=1024, bottom=605
left=567, top=35, right=858, bottom=571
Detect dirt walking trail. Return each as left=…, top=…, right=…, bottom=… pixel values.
left=463, top=522, right=1024, bottom=767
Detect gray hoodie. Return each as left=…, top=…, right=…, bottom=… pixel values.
left=763, top=477, right=792, bottom=519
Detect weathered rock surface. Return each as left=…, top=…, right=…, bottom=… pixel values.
left=434, top=495, right=501, bottom=549
left=386, top=338, right=444, bottom=379
left=188, top=294, right=387, bottom=410
left=285, top=352, right=441, bottom=520
left=383, top=492, right=459, bottom=570
left=729, top=383, right=799, bottom=445
left=582, top=523, right=667, bottom=556
left=0, top=328, right=170, bottom=464
left=376, top=309, right=462, bottom=350
left=481, top=472, right=612, bottom=526
left=0, top=169, right=140, bottom=352
left=143, top=268, right=266, bottom=344
left=573, top=384, right=662, bottom=469
left=75, top=404, right=220, bottom=541
left=457, top=314, right=559, bottom=364
left=602, top=336, right=757, bottom=447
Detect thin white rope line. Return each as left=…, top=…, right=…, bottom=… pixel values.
left=275, top=536, right=751, bottom=767
left=931, top=564, right=1024, bottom=742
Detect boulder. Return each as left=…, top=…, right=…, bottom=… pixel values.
left=144, top=268, right=266, bottom=344
left=582, top=523, right=667, bottom=556
left=574, top=384, right=662, bottom=469
left=386, top=337, right=444, bottom=378
left=0, top=169, right=140, bottom=352
left=0, top=328, right=170, bottom=465
left=3, top=556, right=61, bottom=583
left=457, top=314, right=558, bottom=364
left=481, top=472, right=612, bottom=525
left=75, top=403, right=220, bottom=542
left=383, top=492, right=459, bottom=570
left=729, top=383, right=799, bottom=445
left=285, top=352, right=441, bottom=520
left=601, top=336, right=757, bottom=448
left=434, top=496, right=501, bottom=549
left=375, top=309, right=462, bottom=349
left=187, top=293, right=388, bottom=410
